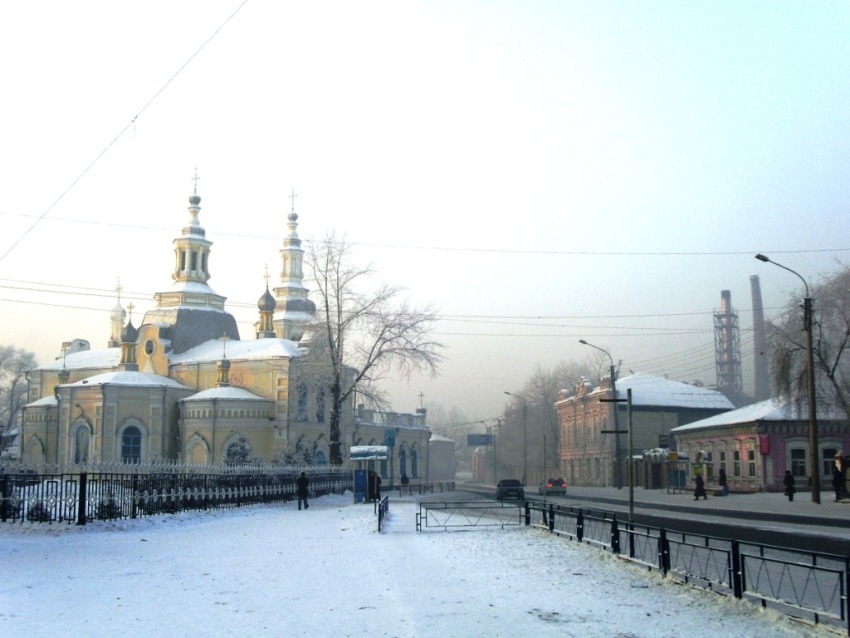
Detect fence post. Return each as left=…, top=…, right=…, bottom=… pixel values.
left=730, top=540, right=743, bottom=599
left=524, top=501, right=530, bottom=526
left=658, top=528, right=670, bottom=575
left=844, top=556, right=850, bottom=638
left=131, top=474, right=139, bottom=519
left=576, top=509, right=584, bottom=542
left=1, top=474, right=9, bottom=522
left=77, top=472, right=88, bottom=526
left=548, top=504, right=555, bottom=532
left=610, top=515, right=620, bottom=554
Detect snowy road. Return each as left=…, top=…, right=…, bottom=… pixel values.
left=0, top=494, right=826, bottom=637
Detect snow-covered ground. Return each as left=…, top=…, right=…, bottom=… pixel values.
left=0, top=494, right=827, bottom=637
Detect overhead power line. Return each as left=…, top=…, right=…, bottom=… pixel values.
left=0, top=0, right=250, bottom=265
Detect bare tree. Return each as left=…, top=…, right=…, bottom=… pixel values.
left=768, top=264, right=850, bottom=420
left=0, top=345, right=37, bottom=456
left=502, top=361, right=584, bottom=484
left=306, top=233, right=444, bottom=465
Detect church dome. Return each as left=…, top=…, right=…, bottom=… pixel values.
left=189, top=192, right=201, bottom=206
left=121, top=319, right=138, bottom=343
left=285, top=297, right=316, bottom=314
left=110, top=302, right=126, bottom=324
left=258, top=287, right=276, bottom=312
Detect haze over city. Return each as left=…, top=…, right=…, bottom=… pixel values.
left=1, top=1, right=848, bottom=421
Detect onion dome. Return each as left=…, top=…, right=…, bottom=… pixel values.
left=121, top=319, right=138, bottom=344
left=189, top=192, right=201, bottom=206
left=258, top=287, right=276, bottom=312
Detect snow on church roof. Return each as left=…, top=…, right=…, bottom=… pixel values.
left=671, top=398, right=847, bottom=433
left=182, top=386, right=270, bottom=402
left=169, top=337, right=303, bottom=364
left=65, top=371, right=190, bottom=389
left=38, top=348, right=121, bottom=371
left=607, top=373, right=734, bottom=410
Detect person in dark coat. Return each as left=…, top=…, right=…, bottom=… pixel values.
left=718, top=468, right=728, bottom=496
left=693, top=473, right=707, bottom=500
left=783, top=470, right=795, bottom=502
left=296, top=471, right=309, bottom=510
left=833, top=464, right=844, bottom=502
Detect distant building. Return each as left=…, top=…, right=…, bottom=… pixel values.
left=555, top=373, right=734, bottom=487
left=21, top=185, right=429, bottom=479
left=671, top=398, right=850, bottom=493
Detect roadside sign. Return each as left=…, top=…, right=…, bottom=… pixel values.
left=467, top=433, right=493, bottom=446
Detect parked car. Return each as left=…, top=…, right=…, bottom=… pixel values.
left=538, top=477, right=567, bottom=495
left=496, top=479, right=525, bottom=500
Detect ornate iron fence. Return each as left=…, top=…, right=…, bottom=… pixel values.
left=0, top=464, right=352, bottom=525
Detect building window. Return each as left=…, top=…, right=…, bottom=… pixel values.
left=297, top=381, right=308, bottom=421
left=719, top=450, right=727, bottom=475
left=314, top=450, right=327, bottom=466
left=411, top=450, right=419, bottom=478
left=823, top=447, right=839, bottom=477
left=121, top=426, right=142, bottom=464
left=733, top=450, right=741, bottom=477
left=316, top=386, right=325, bottom=423
left=399, top=448, right=407, bottom=477
left=74, top=426, right=90, bottom=464
left=747, top=449, right=756, bottom=477
left=790, top=448, right=807, bottom=477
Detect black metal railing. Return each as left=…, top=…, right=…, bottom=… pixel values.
left=376, top=495, right=390, bottom=531
left=524, top=500, right=850, bottom=635
left=1, top=467, right=352, bottom=525
left=416, top=500, right=524, bottom=532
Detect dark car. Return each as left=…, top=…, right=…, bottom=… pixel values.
left=496, top=479, right=525, bottom=500
left=538, top=477, right=567, bottom=495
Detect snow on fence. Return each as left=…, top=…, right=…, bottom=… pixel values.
left=525, top=500, right=850, bottom=636
left=0, top=465, right=352, bottom=525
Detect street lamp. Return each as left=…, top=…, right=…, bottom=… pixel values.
left=755, top=253, right=820, bottom=504
left=579, top=339, right=621, bottom=489
left=503, top=391, right=528, bottom=486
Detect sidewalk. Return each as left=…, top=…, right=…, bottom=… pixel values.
left=555, top=485, right=850, bottom=529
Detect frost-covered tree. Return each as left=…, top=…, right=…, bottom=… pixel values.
left=306, top=233, right=444, bottom=466
left=768, top=264, right=850, bottom=420
left=0, top=345, right=37, bottom=455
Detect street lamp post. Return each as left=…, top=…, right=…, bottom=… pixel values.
left=579, top=340, right=621, bottom=489
left=504, top=391, right=528, bottom=486
left=755, top=253, right=820, bottom=504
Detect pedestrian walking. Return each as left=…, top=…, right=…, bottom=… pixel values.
left=693, top=473, right=707, bottom=500
left=783, top=470, right=795, bottom=502
left=833, top=464, right=844, bottom=502
left=296, top=471, right=309, bottom=510
left=718, top=468, right=728, bottom=496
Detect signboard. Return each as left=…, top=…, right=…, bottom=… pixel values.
left=658, top=435, right=668, bottom=448
left=383, top=429, right=396, bottom=447
left=467, top=433, right=494, bottom=447
left=759, top=435, right=770, bottom=455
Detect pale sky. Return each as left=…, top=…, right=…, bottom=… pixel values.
left=1, top=1, right=849, bottom=421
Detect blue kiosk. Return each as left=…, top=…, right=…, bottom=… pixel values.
left=350, top=445, right=388, bottom=504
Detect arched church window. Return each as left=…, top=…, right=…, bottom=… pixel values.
left=316, top=386, right=325, bottom=423
left=190, top=250, right=198, bottom=271
left=74, top=425, right=90, bottom=464
left=411, top=450, right=419, bottom=479
left=314, top=450, right=327, bottom=466
left=297, top=381, right=308, bottom=421
left=399, top=448, right=407, bottom=477
left=121, top=426, right=142, bottom=464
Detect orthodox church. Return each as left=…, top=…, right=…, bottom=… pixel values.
left=21, top=186, right=433, bottom=483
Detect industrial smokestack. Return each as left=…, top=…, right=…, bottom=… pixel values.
left=750, top=275, right=770, bottom=401
left=715, top=290, right=742, bottom=400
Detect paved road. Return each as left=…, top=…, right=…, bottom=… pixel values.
left=460, top=482, right=850, bottom=554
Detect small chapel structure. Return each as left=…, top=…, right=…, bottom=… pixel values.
left=20, top=185, right=433, bottom=482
